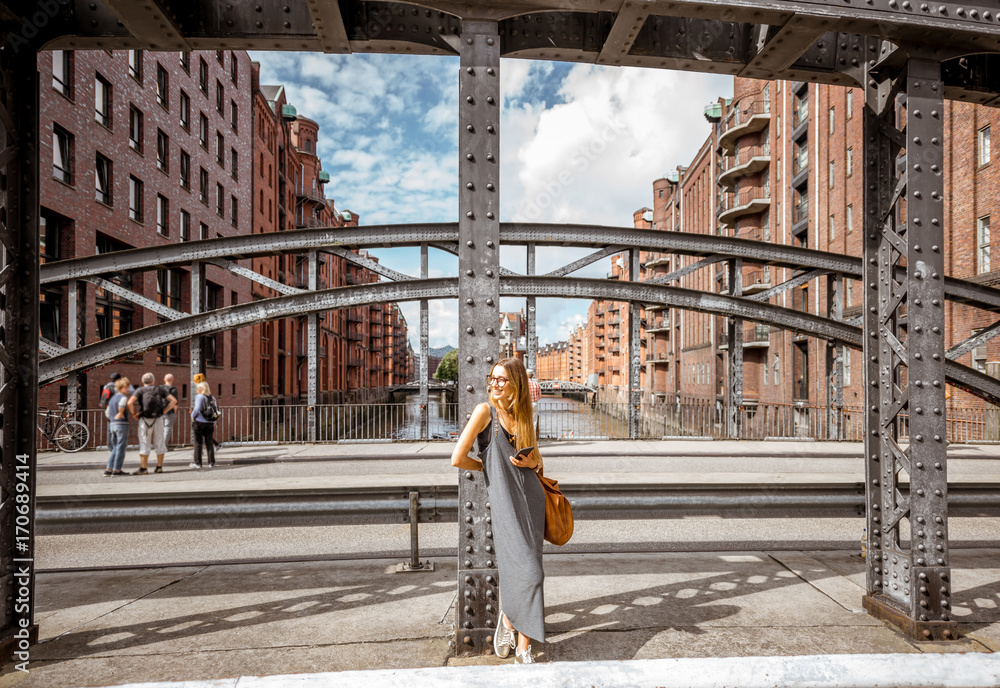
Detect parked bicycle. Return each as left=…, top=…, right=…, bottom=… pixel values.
left=38, top=403, right=90, bottom=452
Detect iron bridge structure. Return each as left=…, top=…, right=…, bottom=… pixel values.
left=538, top=380, right=598, bottom=394
left=0, top=0, right=999, bottom=662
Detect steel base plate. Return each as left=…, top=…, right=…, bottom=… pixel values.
left=863, top=594, right=959, bottom=642
left=394, top=561, right=435, bottom=573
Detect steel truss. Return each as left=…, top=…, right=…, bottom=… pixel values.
left=862, top=48, right=955, bottom=640
left=38, top=276, right=1000, bottom=408
left=6, top=0, right=1000, bottom=660
left=0, top=46, right=39, bottom=661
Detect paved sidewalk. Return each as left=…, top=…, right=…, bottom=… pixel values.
left=37, top=438, right=1000, bottom=471
left=0, top=549, right=997, bottom=688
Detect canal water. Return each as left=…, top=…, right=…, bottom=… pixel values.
left=342, top=395, right=628, bottom=441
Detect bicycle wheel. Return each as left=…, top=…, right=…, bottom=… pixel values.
left=53, top=420, right=90, bottom=452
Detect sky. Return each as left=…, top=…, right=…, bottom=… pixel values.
left=249, top=51, right=733, bottom=353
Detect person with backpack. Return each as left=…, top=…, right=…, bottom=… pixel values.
left=127, top=372, right=177, bottom=475
left=190, top=381, right=220, bottom=469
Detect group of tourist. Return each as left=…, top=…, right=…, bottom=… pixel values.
left=101, top=371, right=221, bottom=476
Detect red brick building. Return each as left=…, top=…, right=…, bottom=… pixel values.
left=38, top=48, right=254, bottom=409
left=250, top=67, right=411, bottom=404
left=37, top=49, right=411, bottom=415
left=570, top=75, right=1000, bottom=415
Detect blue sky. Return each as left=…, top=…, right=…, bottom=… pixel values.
left=249, top=51, right=733, bottom=352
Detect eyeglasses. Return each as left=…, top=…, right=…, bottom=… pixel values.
left=486, top=375, right=509, bottom=387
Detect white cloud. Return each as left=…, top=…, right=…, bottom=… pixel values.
left=502, top=64, right=732, bottom=226
left=251, top=51, right=733, bottom=352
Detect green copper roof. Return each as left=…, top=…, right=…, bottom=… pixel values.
left=318, top=170, right=330, bottom=183
left=281, top=104, right=297, bottom=120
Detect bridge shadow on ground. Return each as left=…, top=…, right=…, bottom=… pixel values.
left=12, top=550, right=1000, bottom=684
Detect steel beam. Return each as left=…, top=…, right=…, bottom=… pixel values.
left=39, top=224, right=1000, bottom=316
left=598, top=1, right=652, bottom=67
left=628, top=249, right=641, bottom=438
left=862, top=55, right=956, bottom=642
left=543, top=245, right=624, bottom=278
left=39, top=339, right=67, bottom=358
left=649, top=255, right=725, bottom=286
left=84, top=277, right=184, bottom=320
left=307, top=250, right=319, bottom=442
left=727, top=259, right=743, bottom=439
left=946, top=319, right=1000, bottom=361
left=305, top=0, right=352, bottom=53
left=190, top=261, right=204, bottom=380
left=741, top=20, right=827, bottom=80
left=0, top=46, right=40, bottom=666
left=456, top=20, right=501, bottom=656
left=526, top=243, right=536, bottom=373
left=746, top=269, right=830, bottom=303
left=36, top=274, right=1000, bottom=407
left=206, top=258, right=304, bottom=296
left=420, top=243, right=429, bottom=441
left=324, top=245, right=414, bottom=282
left=66, top=280, right=78, bottom=411
left=103, top=0, right=191, bottom=51
left=827, top=274, right=844, bottom=441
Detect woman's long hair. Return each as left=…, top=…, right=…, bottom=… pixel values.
left=488, top=357, right=541, bottom=467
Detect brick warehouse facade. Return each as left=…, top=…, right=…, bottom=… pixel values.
left=38, top=49, right=255, bottom=411
left=38, top=49, right=411, bottom=416
left=539, top=75, right=999, bottom=415
left=251, top=68, right=411, bottom=405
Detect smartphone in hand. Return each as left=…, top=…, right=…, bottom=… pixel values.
left=516, top=446, right=535, bottom=458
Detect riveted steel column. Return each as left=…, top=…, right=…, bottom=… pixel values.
left=727, top=259, right=743, bottom=439
left=628, top=249, right=641, bottom=438
left=419, top=243, right=429, bottom=440
left=862, top=55, right=955, bottom=641
left=827, top=273, right=844, bottom=440
left=66, top=280, right=78, bottom=411
left=190, top=261, right=204, bottom=379
left=456, top=20, right=501, bottom=656
left=0, top=46, right=40, bottom=663
left=526, top=243, right=536, bottom=372
left=307, top=250, right=319, bottom=441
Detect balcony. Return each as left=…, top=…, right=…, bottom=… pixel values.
left=347, top=357, right=365, bottom=367
left=643, top=254, right=671, bottom=270
left=648, top=352, right=670, bottom=364
left=742, top=269, right=772, bottom=296
left=719, top=99, right=770, bottom=153
left=792, top=198, right=809, bottom=235
left=646, top=318, right=670, bottom=333
left=718, top=143, right=771, bottom=190
left=743, top=323, right=771, bottom=348
left=718, top=185, right=771, bottom=226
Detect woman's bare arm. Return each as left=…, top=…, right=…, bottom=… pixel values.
left=451, top=402, right=492, bottom=471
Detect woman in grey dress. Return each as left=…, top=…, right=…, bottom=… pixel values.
left=450, top=356, right=545, bottom=664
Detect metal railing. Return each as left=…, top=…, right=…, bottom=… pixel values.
left=723, top=143, right=771, bottom=173
left=40, top=401, right=1000, bottom=451
left=721, top=98, right=770, bottom=136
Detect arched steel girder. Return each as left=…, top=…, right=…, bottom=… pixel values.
left=38, top=276, right=1000, bottom=407
left=34, top=2, right=1000, bottom=104
left=40, top=223, right=1000, bottom=315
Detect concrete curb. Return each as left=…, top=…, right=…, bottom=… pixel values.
left=98, top=653, right=1000, bottom=688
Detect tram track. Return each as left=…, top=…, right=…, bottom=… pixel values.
left=35, top=537, right=1000, bottom=574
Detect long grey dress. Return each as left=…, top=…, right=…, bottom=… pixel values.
left=476, top=404, right=546, bottom=642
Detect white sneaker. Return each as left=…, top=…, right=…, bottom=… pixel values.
left=493, top=613, right=515, bottom=658
left=189, top=462, right=201, bottom=469
left=515, top=645, right=534, bottom=664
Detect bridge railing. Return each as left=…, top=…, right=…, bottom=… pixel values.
left=37, top=401, right=1000, bottom=451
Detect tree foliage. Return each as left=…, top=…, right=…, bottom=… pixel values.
left=434, top=349, right=459, bottom=382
